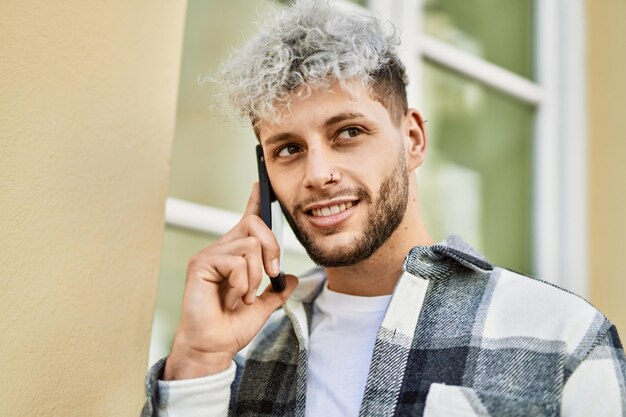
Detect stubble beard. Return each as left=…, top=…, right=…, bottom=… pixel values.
left=282, top=152, right=410, bottom=268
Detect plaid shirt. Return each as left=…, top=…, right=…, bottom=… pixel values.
left=143, top=236, right=626, bottom=416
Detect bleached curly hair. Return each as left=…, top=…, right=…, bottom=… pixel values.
left=218, top=0, right=409, bottom=129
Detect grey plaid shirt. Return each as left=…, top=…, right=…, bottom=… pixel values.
left=143, top=237, right=626, bottom=416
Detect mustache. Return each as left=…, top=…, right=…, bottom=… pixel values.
left=292, top=187, right=372, bottom=213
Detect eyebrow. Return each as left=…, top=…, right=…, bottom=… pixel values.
left=324, top=112, right=366, bottom=127
left=264, top=132, right=297, bottom=148
left=263, top=112, right=367, bottom=147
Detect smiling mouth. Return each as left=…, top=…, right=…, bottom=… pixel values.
left=308, top=201, right=356, bottom=217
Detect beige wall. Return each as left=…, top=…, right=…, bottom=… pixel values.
left=0, top=1, right=186, bottom=415
left=587, top=0, right=626, bottom=334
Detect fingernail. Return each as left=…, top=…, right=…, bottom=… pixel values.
left=271, top=259, right=280, bottom=276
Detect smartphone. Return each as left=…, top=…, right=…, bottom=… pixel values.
left=255, top=145, right=285, bottom=292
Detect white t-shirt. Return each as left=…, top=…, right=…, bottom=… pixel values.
left=305, top=284, right=392, bottom=417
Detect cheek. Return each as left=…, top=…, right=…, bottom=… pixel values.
left=270, top=174, right=298, bottom=209
left=347, top=155, right=390, bottom=187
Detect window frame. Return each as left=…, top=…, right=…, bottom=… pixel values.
left=368, top=0, right=588, bottom=294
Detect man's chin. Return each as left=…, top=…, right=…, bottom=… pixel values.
left=306, top=229, right=359, bottom=249
left=303, top=236, right=371, bottom=268
left=309, top=250, right=362, bottom=268
left=284, top=211, right=372, bottom=266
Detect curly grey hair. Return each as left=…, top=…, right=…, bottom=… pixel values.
left=218, top=0, right=409, bottom=129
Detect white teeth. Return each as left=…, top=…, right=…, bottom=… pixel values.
left=311, top=202, right=355, bottom=217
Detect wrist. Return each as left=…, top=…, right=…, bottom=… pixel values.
left=163, top=341, right=233, bottom=380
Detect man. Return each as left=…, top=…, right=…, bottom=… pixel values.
left=143, top=1, right=626, bottom=416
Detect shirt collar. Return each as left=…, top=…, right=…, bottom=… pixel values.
left=289, top=235, right=492, bottom=301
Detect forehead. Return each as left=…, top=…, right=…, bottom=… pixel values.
left=257, top=81, right=392, bottom=144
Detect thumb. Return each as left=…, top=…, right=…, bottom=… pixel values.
left=256, top=274, right=299, bottom=313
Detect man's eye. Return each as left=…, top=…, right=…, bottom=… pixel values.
left=337, top=127, right=362, bottom=139
left=276, top=145, right=301, bottom=157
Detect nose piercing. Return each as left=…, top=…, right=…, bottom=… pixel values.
left=330, top=172, right=334, bottom=181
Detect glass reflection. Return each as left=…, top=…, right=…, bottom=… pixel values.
left=424, top=0, right=534, bottom=79
left=420, top=60, right=534, bottom=275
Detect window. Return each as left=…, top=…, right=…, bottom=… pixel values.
left=368, top=0, right=587, bottom=292
left=150, top=0, right=587, bottom=363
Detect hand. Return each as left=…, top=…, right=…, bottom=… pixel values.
left=163, top=183, right=298, bottom=380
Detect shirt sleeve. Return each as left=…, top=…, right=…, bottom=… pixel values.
left=561, top=325, right=626, bottom=416
left=141, top=358, right=236, bottom=417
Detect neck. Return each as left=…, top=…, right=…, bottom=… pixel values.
left=324, top=183, right=432, bottom=296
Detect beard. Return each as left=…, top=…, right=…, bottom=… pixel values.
left=281, top=151, right=409, bottom=267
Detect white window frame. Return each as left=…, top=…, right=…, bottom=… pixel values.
left=165, top=0, right=588, bottom=295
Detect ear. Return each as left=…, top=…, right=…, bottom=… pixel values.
left=404, top=109, right=427, bottom=171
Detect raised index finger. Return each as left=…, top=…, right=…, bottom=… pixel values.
left=243, top=182, right=261, bottom=217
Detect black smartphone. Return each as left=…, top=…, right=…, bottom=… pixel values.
left=255, top=145, right=285, bottom=292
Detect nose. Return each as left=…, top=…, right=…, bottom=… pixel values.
left=302, top=144, right=338, bottom=190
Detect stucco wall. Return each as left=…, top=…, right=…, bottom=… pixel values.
left=587, top=0, right=626, bottom=334
left=0, top=1, right=186, bottom=415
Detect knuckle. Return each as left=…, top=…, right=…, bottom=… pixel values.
left=263, top=243, right=280, bottom=260
left=242, top=214, right=261, bottom=232
left=250, top=214, right=266, bottom=229
left=244, top=236, right=261, bottom=251
left=233, top=256, right=247, bottom=271
left=187, top=254, right=202, bottom=272
left=240, top=214, right=256, bottom=229
left=266, top=242, right=280, bottom=254
left=188, top=245, right=215, bottom=266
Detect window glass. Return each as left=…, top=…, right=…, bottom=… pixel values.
left=423, top=0, right=534, bottom=79
left=167, top=0, right=276, bottom=213
left=276, top=0, right=367, bottom=5
left=420, top=60, right=534, bottom=275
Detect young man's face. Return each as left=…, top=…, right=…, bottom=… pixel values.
left=258, top=82, right=415, bottom=267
